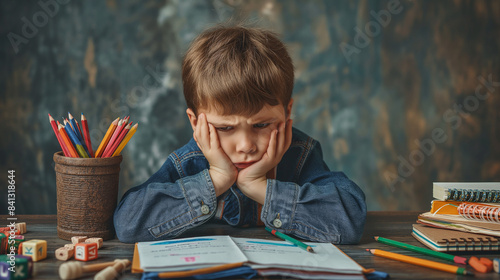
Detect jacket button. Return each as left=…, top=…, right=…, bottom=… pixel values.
left=201, top=205, right=210, bottom=215
left=273, top=218, right=282, bottom=228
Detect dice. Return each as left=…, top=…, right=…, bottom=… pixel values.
left=21, top=240, right=47, bottom=262
left=74, top=242, right=98, bottom=261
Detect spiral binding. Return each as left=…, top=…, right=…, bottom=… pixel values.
left=447, top=188, right=500, bottom=203
left=457, top=203, right=500, bottom=223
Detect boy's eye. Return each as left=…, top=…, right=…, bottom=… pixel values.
left=215, top=126, right=233, bottom=132
left=254, top=123, right=270, bottom=129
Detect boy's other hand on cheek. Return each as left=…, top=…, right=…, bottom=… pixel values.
left=236, top=119, right=293, bottom=204
left=194, top=113, right=238, bottom=196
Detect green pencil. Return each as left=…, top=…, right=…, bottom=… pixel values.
left=265, top=227, right=314, bottom=253
left=374, top=236, right=467, bottom=264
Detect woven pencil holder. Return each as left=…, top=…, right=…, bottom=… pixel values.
left=53, top=151, right=122, bottom=241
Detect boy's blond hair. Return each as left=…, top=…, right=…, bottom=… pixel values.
left=182, top=25, right=294, bottom=117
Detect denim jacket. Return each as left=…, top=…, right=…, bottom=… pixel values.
left=114, top=128, right=366, bottom=244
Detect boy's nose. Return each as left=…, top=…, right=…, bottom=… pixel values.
left=237, top=135, right=256, bottom=154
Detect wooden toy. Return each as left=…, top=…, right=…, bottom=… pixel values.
left=71, top=236, right=87, bottom=244
left=55, top=247, right=75, bottom=261
left=0, top=254, right=32, bottom=279
left=15, top=223, right=27, bottom=234
left=94, top=259, right=131, bottom=280
left=85, top=237, right=103, bottom=249
left=74, top=242, right=98, bottom=261
left=22, top=239, right=47, bottom=262
left=58, top=259, right=128, bottom=280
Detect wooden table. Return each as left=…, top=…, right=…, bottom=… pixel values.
left=3, top=212, right=500, bottom=279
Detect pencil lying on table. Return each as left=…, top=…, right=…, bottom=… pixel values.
left=265, top=227, right=314, bottom=253
left=367, top=249, right=474, bottom=276
left=374, top=236, right=468, bottom=265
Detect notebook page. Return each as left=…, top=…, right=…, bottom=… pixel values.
left=231, top=237, right=363, bottom=274
left=137, top=235, right=247, bottom=272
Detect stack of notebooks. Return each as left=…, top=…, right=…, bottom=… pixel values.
left=413, top=182, right=500, bottom=252
left=131, top=235, right=366, bottom=279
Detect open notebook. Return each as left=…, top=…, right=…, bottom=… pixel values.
left=132, top=235, right=365, bottom=279
left=412, top=224, right=500, bottom=252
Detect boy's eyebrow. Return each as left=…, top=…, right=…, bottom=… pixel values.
left=207, top=119, right=238, bottom=126
left=249, top=117, right=278, bottom=124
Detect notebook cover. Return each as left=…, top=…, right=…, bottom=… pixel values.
left=412, top=224, right=500, bottom=251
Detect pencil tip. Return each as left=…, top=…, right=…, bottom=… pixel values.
left=374, top=236, right=379, bottom=240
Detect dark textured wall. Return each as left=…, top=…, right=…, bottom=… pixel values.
left=1, top=0, right=499, bottom=214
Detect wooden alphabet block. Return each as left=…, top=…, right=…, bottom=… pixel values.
left=0, top=254, right=31, bottom=279
left=55, top=247, right=74, bottom=261
left=71, top=236, right=87, bottom=244
left=84, top=238, right=103, bottom=249
left=74, top=242, right=98, bottom=261
left=15, top=223, right=27, bottom=234
left=22, top=239, right=47, bottom=262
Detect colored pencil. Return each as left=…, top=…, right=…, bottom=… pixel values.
left=48, top=114, right=70, bottom=157
left=57, top=122, right=79, bottom=158
left=95, top=117, right=119, bottom=158
left=112, top=123, right=138, bottom=156
left=265, top=227, right=314, bottom=253
left=64, top=122, right=89, bottom=158
left=367, top=249, right=474, bottom=276
left=102, top=119, right=124, bottom=157
left=81, top=113, right=95, bottom=157
left=102, top=123, right=131, bottom=158
left=69, top=112, right=91, bottom=156
left=158, top=262, right=245, bottom=278
left=68, top=112, right=84, bottom=142
left=374, top=236, right=467, bottom=265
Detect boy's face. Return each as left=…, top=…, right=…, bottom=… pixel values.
left=187, top=100, right=293, bottom=169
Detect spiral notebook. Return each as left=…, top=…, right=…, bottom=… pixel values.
left=433, top=182, right=500, bottom=202
left=412, top=224, right=500, bottom=252
left=430, top=201, right=500, bottom=223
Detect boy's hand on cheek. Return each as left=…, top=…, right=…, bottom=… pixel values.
left=236, top=119, right=293, bottom=204
left=194, top=113, right=238, bottom=196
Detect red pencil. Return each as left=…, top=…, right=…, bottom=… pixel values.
left=102, top=119, right=124, bottom=156
left=48, top=114, right=70, bottom=157
left=102, top=123, right=131, bottom=157
left=81, top=113, right=95, bottom=157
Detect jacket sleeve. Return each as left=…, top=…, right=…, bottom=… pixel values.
left=113, top=155, right=217, bottom=243
left=261, top=140, right=366, bottom=244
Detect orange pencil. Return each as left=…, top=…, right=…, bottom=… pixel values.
left=103, top=123, right=131, bottom=157
left=49, top=114, right=70, bottom=157
left=95, top=117, right=119, bottom=158
left=368, top=249, right=474, bottom=276
left=112, top=123, right=138, bottom=156
left=102, top=119, right=124, bottom=156
left=81, top=113, right=94, bottom=157
left=57, top=122, right=79, bottom=157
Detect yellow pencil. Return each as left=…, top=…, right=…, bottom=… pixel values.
left=95, top=117, right=119, bottom=158
left=112, top=123, right=138, bottom=156
left=368, top=249, right=474, bottom=276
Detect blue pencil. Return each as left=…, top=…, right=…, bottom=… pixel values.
left=64, top=122, right=89, bottom=158
left=68, top=112, right=90, bottom=156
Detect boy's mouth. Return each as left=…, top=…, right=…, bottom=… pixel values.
left=234, top=161, right=256, bottom=169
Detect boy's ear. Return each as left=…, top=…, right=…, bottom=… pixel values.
left=286, top=98, right=294, bottom=119
left=186, top=108, right=197, bottom=131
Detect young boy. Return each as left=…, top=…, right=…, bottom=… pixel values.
left=114, top=25, right=366, bottom=244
